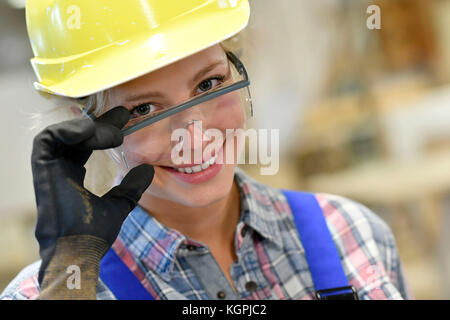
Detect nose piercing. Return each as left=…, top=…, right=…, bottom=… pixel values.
left=183, top=119, right=199, bottom=129
left=179, top=119, right=200, bottom=144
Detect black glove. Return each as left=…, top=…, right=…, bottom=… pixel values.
left=31, top=106, right=154, bottom=298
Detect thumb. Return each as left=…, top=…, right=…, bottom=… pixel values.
left=102, top=164, right=154, bottom=218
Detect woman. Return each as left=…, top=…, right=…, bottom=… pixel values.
left=1, top=0, right=411, bottom=300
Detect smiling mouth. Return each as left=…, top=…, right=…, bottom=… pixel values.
left=159, top=140, right=225, bottom=174
left=170, top=155, right=218, bottom=173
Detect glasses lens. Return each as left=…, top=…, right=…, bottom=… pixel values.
left=122, top=58, right=251, bottom=136
left=123, top=78, right=234, bottom=130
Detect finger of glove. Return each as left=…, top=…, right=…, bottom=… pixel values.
left=32, top=119, right=96, bottom=162
left=95, top=106, right=130, bottom=129
left=74, top=106, right=130, bottom=152
left=102, top=164, right=155, bottom=219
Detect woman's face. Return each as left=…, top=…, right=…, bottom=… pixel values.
left=106, top=44, right=246, bottom=207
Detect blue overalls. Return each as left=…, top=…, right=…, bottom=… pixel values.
left=99, top=190, right=359, bottom=300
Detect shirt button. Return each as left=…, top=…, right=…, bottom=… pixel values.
left=217, top=290, right=226, bottom=299
left=241, top=226, right=249, bottom=237
left=186, top=245, right=197, bottom=251
left=245, top=281, right=258, bottom=292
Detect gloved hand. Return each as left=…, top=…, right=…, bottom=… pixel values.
left=31, top=106, right=154, bottom=299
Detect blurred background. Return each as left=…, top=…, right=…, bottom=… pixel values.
left=0, top=0, right=449, bottom=299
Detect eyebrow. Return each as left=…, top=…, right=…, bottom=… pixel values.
left=124, top=60, right=228, bottom=104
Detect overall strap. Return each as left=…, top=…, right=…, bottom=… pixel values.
left=100, top=190, right=357, bottom=300
left=282, top=190, right=358, bottom=300
left=100, top=248, right=155, bottom=300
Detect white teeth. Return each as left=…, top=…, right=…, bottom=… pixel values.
left=173, top=156, right=217, bottom=174
left=201, top=161, right=210, bottom=170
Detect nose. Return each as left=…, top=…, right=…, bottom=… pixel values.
left=169, top=101, right=217, bottom=163
left=180, top=119, right=211, bottom=156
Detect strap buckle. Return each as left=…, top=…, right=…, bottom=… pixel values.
left=315, top=285, right=359, bottom=300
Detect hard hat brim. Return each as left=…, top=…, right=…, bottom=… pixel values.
left=31, top=1, right=250, bottom=98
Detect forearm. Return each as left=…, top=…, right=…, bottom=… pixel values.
left=38, top=235, right=109, bottom=300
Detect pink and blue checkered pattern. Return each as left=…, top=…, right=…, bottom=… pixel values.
left=1, top=167, right=412, bottom=300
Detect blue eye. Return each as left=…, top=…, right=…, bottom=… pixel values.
left=198, top=79, right=214, bottom=92
left=130, top=103, right=157, bottom=118
left=197, top=76, right=225, bottom=94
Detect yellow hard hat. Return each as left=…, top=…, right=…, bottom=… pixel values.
left=25, top=0, right=250, bottom=98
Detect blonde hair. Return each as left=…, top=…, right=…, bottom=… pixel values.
left=30, top=34, right=246, bottom=195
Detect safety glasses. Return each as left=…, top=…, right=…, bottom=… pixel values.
left=91, top=51, right=253, bottom=136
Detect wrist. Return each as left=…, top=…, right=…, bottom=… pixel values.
left=51, top=234, right=110, bottom=263
left=38, top=235, right=110, bottom=300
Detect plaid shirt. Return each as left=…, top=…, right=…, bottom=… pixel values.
left=1, top=166, right=412, bottom=300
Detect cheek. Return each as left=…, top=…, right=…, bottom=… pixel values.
left=213, top=93, right=246, bottom=129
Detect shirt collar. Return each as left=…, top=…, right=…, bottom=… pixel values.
left=234, top=166, right=283, bottom=248
left=118, top=166, right=285, bottom=280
